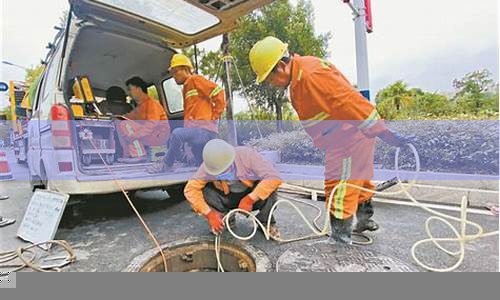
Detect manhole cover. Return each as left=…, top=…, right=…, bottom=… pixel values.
left=277, top=242, right=417, bottom=272
left=124, top=237, right=271, bottom=272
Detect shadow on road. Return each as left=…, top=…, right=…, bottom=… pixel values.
left=60, top=190, right=184, bottom=229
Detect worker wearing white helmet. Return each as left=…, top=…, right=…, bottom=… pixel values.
left=184, top=139, right=282, bottom=239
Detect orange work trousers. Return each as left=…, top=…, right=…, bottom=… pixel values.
left=117, top=121, right=170, bottom=158
left=323, top=133, right=376, bottom=220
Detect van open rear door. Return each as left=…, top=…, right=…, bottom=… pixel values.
left=70, top=0, right=274, bottom=48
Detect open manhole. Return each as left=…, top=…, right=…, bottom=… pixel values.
left=125, top=237, right=271, bottom=272
left=277, top=242, right=418, bottom=272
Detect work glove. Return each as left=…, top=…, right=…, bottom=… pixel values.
left=205, top=210, right=224, bottom=234
left=379, top=130, right=416, bottom=148
left=238, top=195, right=255, bottom=213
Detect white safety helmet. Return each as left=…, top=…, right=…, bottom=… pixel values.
left=202, top=139, right=236, bottom=176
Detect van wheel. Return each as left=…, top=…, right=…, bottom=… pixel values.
left=29, top=175, right=45, bottom=192
left=165, top=184, right=186, bottom=201
left=30, top=163, right=48, bottom=191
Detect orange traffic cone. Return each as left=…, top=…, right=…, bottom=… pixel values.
left=0, top=151, right=13, bottom=181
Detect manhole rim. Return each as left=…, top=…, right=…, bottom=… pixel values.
left=123, top=236, right=272, bottom=272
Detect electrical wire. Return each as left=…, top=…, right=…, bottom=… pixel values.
left=214, top=144, right=499, bottom=272
left=278, top=193, right=374, bottom=246
left=0, top=240, right=76, bottom=273
left=216, top=55, right=264, bottom=139
left=86, top=138, right=169, bottom=272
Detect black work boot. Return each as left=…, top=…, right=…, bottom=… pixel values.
left=354, top=200, right=379, bottom=233
left=328, top=216, right=353, bottom=245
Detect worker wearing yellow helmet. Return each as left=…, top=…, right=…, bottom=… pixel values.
left=148, top=54, right=226, bottom=173
left=249, top=36, right=413, bottom=245
left=184, top=139, right=282, bottom=239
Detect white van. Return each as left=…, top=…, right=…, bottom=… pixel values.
left=27, top=0, right=272, bottom=197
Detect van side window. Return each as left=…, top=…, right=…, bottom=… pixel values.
left=162, top=78, right=183, bottom=114
left=39, top=45, right=63, bottom=119
left=147, top=85, right=160, bottom=101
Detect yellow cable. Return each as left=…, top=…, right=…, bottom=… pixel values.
left=87, top=138, right=169, bottom=272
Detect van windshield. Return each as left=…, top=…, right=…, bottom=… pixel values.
left=94, top=0, right=220, bottom=34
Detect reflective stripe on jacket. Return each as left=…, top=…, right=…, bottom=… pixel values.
left=183, top=75, right=226, bottom=133
left=289, top=55, right=387, bottom=149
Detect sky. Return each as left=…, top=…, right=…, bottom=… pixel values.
left=1, top=0, right=498, bottom=110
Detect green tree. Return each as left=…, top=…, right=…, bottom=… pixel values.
left=376, top=81, right=454, bottom=119
left=413, top=92, right=451, bottom=116
left=199, top=0, right=330, bottom=131
left=376, top=81, right=413, bottom=111
left=375, top=81, right=415, bottom=119
left=483, top=84, right=499, bottom=112
left=25, top=65, right=45, bottom=86
left=453, top=69, right=495, bottom=113
left=0, top=107, right=11, bottom=121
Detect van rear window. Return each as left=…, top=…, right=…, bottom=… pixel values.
left=163, top=78, right=183, bottom=114
left=94, top=0, right=220, bottom=35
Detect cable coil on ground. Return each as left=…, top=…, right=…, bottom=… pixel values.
left=0, top=240, right=76, bottom=273
left=215, top=144, right=499, bottom=272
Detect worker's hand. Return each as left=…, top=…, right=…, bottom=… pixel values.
left=205, top=210, right=224, bottom=234
left=379, top=130, right=415, bottom=147
left=238, top=195, right=255, bottom=213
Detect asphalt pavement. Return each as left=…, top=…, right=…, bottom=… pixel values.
left=1, top=172, right=498, bottom=272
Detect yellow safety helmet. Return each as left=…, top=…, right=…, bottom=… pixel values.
left=249, top=36, right=289, bottom=84
left=202, top=139, right=236, bottom=176
left=169, top=53, right=194, bottom=71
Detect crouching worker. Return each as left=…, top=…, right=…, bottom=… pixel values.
left=184, top=139, right=282, bottom=239
left=116, top=77, right=170, bottom=163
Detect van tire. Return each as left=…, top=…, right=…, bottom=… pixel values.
left=29, top=175, right=45, bottom=192
left=30, top=163, right=48, bottom=192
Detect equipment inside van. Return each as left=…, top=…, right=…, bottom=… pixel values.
left=69, top=76, right=116, bottom=166
left=71, top=76, right=103, bottom=118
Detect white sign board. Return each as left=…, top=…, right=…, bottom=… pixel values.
left=17, top=190, right=69, bottom=248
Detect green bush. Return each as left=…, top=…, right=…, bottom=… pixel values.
left=247, top=131, right=324, bottom=165
left=246, top=121, right=499, bottom=175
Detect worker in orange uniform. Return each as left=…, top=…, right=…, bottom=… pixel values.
left=184, top=139, right=282, bottom=239
left=249, top=37, right=413, bottom=244
left=116, top=77, right=170, bottom=163
left=148, top=54, right=226, bottom=173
